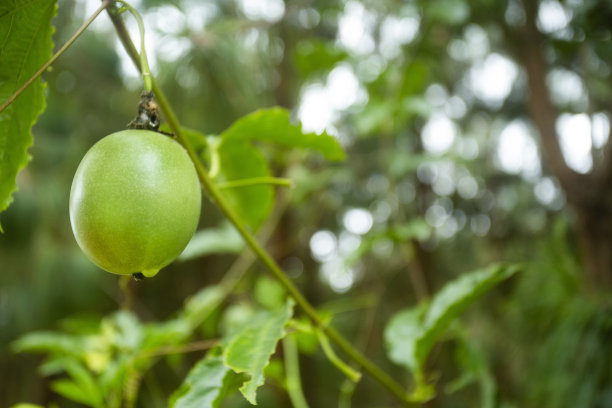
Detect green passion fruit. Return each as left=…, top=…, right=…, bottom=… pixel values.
left=69, top=129, right=201, bottom=277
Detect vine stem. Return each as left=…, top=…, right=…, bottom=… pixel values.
left=114, top=1, right=153, bottom=91
left=0, top=0, right=113, bottom=114
left=106, top=8, right=411, bottom=406
left=283, top=334, right=310, bottom=408
left=217, top=177, right=294, bottom=190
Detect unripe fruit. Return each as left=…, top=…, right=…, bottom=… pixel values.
left=69, top=129, right=201, bottom=277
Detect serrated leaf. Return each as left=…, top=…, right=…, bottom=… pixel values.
left=384, top=264, right=520, bottom=398
left=418, top=264, right=521, bottom=360
left=179, top=223, right=244, bottom=261
left=224, top=300, right=294, bottom=405
left=221, top=108, right=345, bottom=161
left=170, top=353, right=234, bottom=408
left=0, top=0, right=57, bottom=218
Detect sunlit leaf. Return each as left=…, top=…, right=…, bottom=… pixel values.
left=0, top=0, right=56, bottom=220
left=224, top=300, right=294, bottom=404
left=221, top=107, right=345, bottom=161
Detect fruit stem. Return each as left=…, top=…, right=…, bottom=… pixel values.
left=108, top=10, right=412, bottom=406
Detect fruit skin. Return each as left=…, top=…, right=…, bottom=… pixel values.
left=69, top=129, right=201, bottom=277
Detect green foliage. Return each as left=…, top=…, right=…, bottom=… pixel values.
left=254, top=276, right=286, bottom=310
left=49, top=358, right=104, bottom=408
left=0, top=0, right=56, bottom=222
left=214, top=107, right=344, bottom=230
left=385, top=264, right=521, bottom=400
left=5, top=0, right=609, bottom=407
left=169, top=351, right=236, bottom=408
left=223, top=300, right=294, bottom=404
left=12, top=282, right=228, bottom=408
left=220, top=108, right=345, bottom=162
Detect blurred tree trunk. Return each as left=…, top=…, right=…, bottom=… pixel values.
left=518, top=0, right=612, bottom=287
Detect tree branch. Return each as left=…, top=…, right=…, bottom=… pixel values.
left=517, top=0, right=594, bottom=204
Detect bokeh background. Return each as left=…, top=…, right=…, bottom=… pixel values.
left=2, top=0, right=612, bottom=406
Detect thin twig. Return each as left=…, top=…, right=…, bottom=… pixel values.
left=0, top=0, right=112, bottom=114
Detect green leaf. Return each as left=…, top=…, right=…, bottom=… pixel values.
left=0, top=0, right=57, bottom=219
left=419, top=264, right=521, bottom=359
left=217, top=140, right=273, bottom=231
left=179, top=223, right=244, bottom=261
left=170, top=352, right=235, bottom=408
left=224, top=300, right=294, bottom=404
left=384, top=264, right=520, bottom=399
left=61, top=358, right=103, bottom=407
left=12, top=332, right=85, bottom=357
left=10, top=404, right=45, bottom=408
left=216, top=108, right=344, bottom=230
left=384, top=303, right=428, bottom=374
left=221, top=108, right=345, bottom=161
left=50, top=379, right=100, bottom=407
